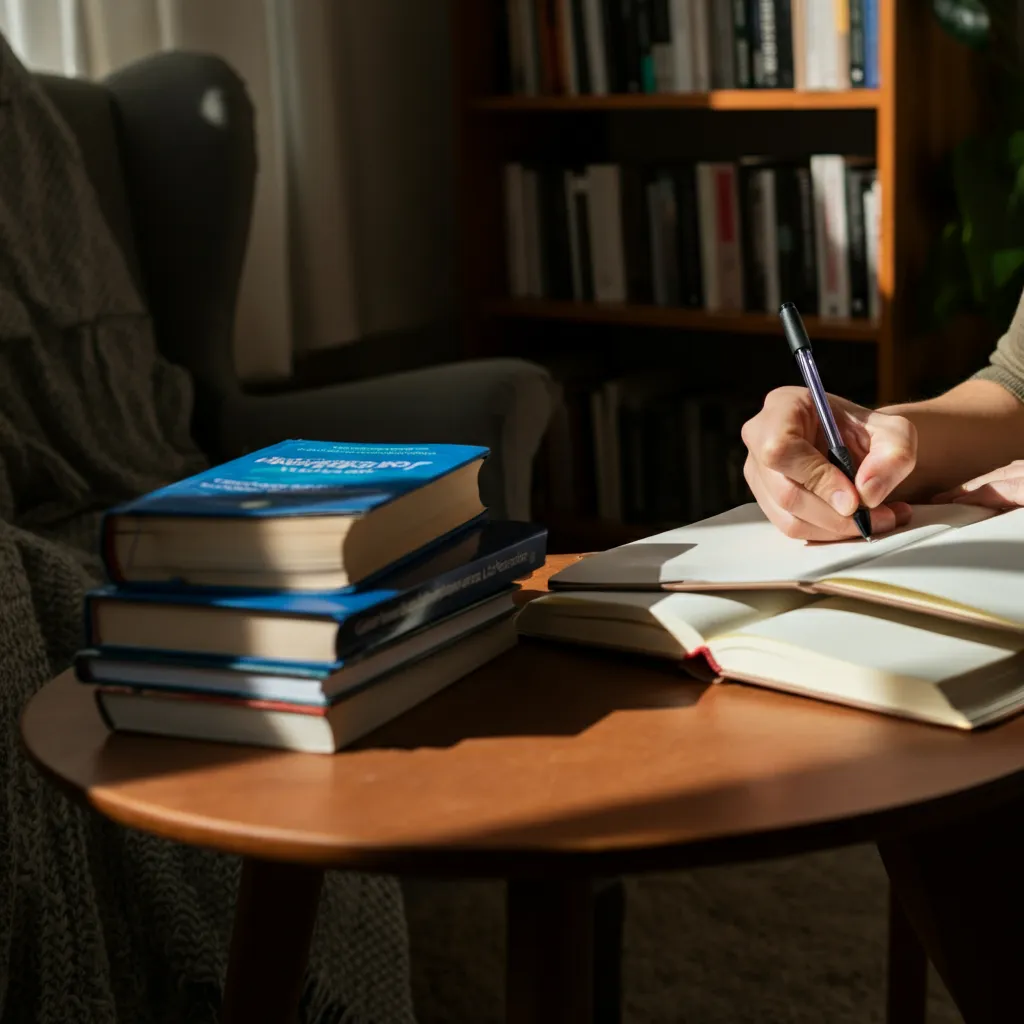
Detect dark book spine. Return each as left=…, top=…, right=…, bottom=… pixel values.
left=574, top=187, right=596, bottom=300
left=536, top=0, right=560, bottom=94
left=650, top=0, right=673, bottom=91
left=635, top=0, right=657, bottom=92
left=732, top=0, right=752, bottom=87
left=336, top=531, right=549, bottom=659
left=570, top=0, right=593, bottom=92
left=794, top=164, right=819, bottom=314
left=601, top=0, right=627, bottom=91
left=749, top=0, right=775, bottom=88
left=774, top=164, right=800, bottom=307
left=849, top=0, right=866, bottom=86
left=619, top=404, right=646, bottom=521
left=673, top=165, right=704, bottom=308
left=845, top=166, right=870, bottom=318
left=739, top=163, right=766, bottom=310
left=620, top=165, right=654, bottom=303
left=496, top=0, right=513, bottom=94
left=863, top=0, right=879, bottom=86
left=774, top=0, right=794, bottom=88
left=538, top=165, right=575, bottom=299
left=620, top=0, right=643, bottom=92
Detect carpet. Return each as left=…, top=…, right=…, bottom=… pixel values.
left=405, top=844, right=962, bottom=1023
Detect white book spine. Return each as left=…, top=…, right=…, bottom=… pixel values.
left=804, top=0, right=821, bottom=88
left=581, top=0, right=609, bottom=94
left=503, top=163, right=529, bottom=297
left=668, top=0, right=695, bottom=91
left=811, top=154, right=851, bottom=318
left=520, top=0, right=541, bottom=95
left=587, top=164, right=627, bottom=302
left=864, top=176, right=881, bottom=322
left=696, top=163, right=721, bottom=311
left=522, top=168, right=544, bottom=298
left=818, top=0, right=841, bottom=89
left=691, top=0, right=712, bottom=91
left=761, top=168, right=781, bottom=312
left=559, top=0, right=580, bottom=94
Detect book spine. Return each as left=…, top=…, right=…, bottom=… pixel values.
left=864, top=175, right=881, bottom=321
left=621, top=164, right=654, bottom=303
left=650, top=0, right=675, bottom=91
left=845, top=164, right=869, bottom=317
left=521, top=0, right=542, bottom=94
left=834, top=0, right=850, bottom=89
left=714, top=164, right=744, bottom=310
left=761, top=168, right=781, bottom=311
left=696, top=163, right=720, bottom=310
left=674, top=164, right=703, bottom=308
left=335, top=533, right=548, bottom=660
left=536, top=0, right=559, bottom=93
left=669, top=0, right=695, bottom=90
left=538, top=165, right=575, bottom=299
left=750, top=0, right=773, bottom=88
left=848, top=0, right=865, bottom=85
left=558, top=0, right=580, bottom=93
left=581, top=0, right=610, bottom=92
left=740, top=162, right=766, bottom=310
left=811, top=154, right=850, bottom=318
left=774, top=0, right=794, bottom=87
left=791, top=0, right=806, bottom=89
left=691, top=0, right=712, bottom=91
left=601, top=0, right=627, bottom=91
left=620, top=0, right=643, bottom=91
left=587, top=165, right=628, bottom=302
left=862, top=0, right=878, bottom=87
left=636, top=0, right=658, bottom=91
left=710, top=0, right=737, bottom=88
left=794, top=163, right=819, bottom=312
left=732, top=0, right=752, bottom=87
left=507, top=0, right=526, bottom=93
left=647, top=176, right=669, bottom=305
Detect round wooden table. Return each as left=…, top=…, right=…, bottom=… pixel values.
left=21, top=556, right=1024, bottom=1023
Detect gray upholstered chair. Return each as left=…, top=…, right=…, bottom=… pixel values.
left=36, top=52, right=554, bottom=518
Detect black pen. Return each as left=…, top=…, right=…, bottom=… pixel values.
left=778, top=302, right=871, bottom=540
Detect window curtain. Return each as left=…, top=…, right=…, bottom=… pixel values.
left=0, top=0, right=362, bottom=382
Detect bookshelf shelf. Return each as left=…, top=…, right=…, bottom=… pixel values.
left=484, top=298, right=880, bottom=343
left=473, top=89, right=881, bottom=113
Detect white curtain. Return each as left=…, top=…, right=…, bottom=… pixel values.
left=0, top=0, right=363, bottom=381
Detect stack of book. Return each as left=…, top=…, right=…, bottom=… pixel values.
left=505, top=155, right=880, bottom=320
left=499, top=0, right=879, bottom=97
left=75, top=440, right=547, bottom=753
left=517, top=502, right=1024, bottom=730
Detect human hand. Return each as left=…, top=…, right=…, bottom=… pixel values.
left=741, top=386, right=917, bottom=540
left=931, top=461, right=1024, bottom=510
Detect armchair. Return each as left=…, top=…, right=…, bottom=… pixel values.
left=37, top=52, right=553, bottom=519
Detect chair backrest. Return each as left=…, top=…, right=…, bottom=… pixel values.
left=37, top=53, right=257, bottom=453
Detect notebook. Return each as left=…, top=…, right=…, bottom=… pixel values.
left=517, top=502, right=1024, bottom=728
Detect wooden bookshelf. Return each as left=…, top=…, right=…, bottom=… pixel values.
left=452, top=1, right=990, bottom=546
left=484, top=298, right=880, bottom=342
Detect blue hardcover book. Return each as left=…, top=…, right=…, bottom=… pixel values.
left=78, top=589, right=518, bottom=708
left=101, top=439, right=489, bottom=591
left=863, top=0, right=878, bottom=88
left=86, top=519, right=547, bottom=666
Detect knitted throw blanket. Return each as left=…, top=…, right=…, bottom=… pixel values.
left=0, top=36, right=414, bottom=1024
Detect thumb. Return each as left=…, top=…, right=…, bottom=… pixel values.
left=761, top=435, right=861, bottom=515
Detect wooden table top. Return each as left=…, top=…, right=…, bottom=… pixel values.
left=21, top=555, right=1024, bottom=876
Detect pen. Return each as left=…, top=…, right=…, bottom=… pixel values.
left=778, top=302, right=872, bottom=540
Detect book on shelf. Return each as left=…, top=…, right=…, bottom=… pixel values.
left=517, top=502, right=1024, bottom=729
left=102, top=439, right=487, bottom=591
left=502, top=156, right=879, bottom=321
left=497, top=0, right=879, bottom=96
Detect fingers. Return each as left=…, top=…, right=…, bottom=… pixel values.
left=745, top=456, right=912, bottom=540
left=932, top=461, right=1024, bottom=505
left=854, top=412, right=918, bottom=508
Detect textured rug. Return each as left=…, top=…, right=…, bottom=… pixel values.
left=405, top=845, right=962, bottom=1023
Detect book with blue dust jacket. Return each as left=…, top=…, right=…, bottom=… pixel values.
left=86, top=519, right=547, bottom=665
left=102, top=440, right=489, bottom=591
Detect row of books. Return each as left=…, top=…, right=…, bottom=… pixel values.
left=76, top=441, right=547, bottom=753
left=539, top=375, right=758, bottom=525
left=498, top=0, right=879, bottom=96
left=504, top=156, right=881, bottom=320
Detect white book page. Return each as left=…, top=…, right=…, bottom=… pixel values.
left=827, top=507, right=1024, bottom=624
left=550, top=503, right=995, bottom=589
left=518, top=588, right=811, bottom=653
left=714, top=597, right=1024, bottom=686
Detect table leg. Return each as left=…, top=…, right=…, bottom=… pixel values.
left=220, top=857, right=324, bottom=1024
left=886, top=885, right=928, bottom=1024
left=506, top=876, right=594, bottom=1024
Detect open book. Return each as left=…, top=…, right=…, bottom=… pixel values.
left=517, top=503, right=1024, bottom=729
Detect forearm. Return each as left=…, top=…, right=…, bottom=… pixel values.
left=881, top=379, right=1024, bottom=500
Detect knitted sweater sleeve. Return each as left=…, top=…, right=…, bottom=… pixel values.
left=972, top=290, right=1024, bottom=402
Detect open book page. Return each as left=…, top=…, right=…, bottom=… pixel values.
left=820, top=507, right=1024, bottom=630
left=549, top=502, right=995, bottom=590
left=707, top=597, right=1024, bottom=728
left=515, top=588, right=812, bottom=658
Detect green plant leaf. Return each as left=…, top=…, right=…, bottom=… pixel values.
left=931, top=0, right=991, bottom=47
left=992, top=247, right=1024, bottom=287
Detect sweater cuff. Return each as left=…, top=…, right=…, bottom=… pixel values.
left=970, top=365, right=1024, bottom=404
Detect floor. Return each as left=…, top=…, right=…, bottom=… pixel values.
left=405, top=844, right=961, bottom=1023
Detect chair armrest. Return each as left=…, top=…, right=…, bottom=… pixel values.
left=217, top=358, right=556, bottom=519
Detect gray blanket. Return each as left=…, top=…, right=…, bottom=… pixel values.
left=0, top=36, right=414, bottom=1024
